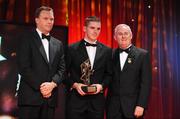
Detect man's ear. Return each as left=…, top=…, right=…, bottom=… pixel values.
left=35, top=18, right=38, bottom=24
left=83, top=26, right=86, bottom=32
left=114, top=35, right=117, bottom=41
left=130, top=32, right=133, bottom=39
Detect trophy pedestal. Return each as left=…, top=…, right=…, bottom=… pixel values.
left=81, top=86, right=97, bottom=93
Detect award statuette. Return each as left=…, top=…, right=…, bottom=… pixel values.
left=80, top=59, right=97, bottom=93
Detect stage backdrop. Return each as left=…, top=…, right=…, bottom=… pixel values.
left=0, top=0, right=180, bottom=119
left=0, top=22, right=68, bottom=119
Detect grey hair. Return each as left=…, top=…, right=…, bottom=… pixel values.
left=114, top=24, right=132, bottom=36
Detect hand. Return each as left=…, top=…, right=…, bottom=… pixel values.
left=134, top=106, right=144, bottom=118
left=72, top=83, right=87, bottom=96
left=42, top=92, right=52, bottom=98
left=89, top=84, right=103, bottom=94
left=40, top=82, right=57, bottom=98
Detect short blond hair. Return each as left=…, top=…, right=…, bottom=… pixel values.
left=84, top=16, right=100, bottom=26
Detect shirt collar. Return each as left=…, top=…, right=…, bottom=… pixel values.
left=120, top=44, right=132, bottom=49
left=36, top=28, right=50, bottom=39
left=84, top=38, right=97, bottom=44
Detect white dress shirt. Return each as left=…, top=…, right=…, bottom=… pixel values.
left=119, top=44, right=132, bottom=70
left=84, top=39, right=97, bottom=69
left=36, top=28, right=50, bottom=62
left=119, top=52, right=128, bottom=70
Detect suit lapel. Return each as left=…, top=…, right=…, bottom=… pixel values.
left=93, top=42, right=103, bottom=69
left=113, top=49, right=121, bottom=73
left=49, top=38, right=56, bottom=65
left=122, top=45, right=137, bottom=71
left=33, top=30, right=49, bottom=64
left=77, top=40, right=89, bottom=63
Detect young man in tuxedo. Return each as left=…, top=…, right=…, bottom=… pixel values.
left=17, top=6, right=65, bottom=119
left=65, top=16, right=112, bottom=119
left=107, top=24, right=152, bottom=119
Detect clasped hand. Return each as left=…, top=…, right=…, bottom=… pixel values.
left=40, top=82, right=57, bottom=98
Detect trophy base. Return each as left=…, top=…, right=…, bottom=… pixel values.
left=81, top=86, right=97, bottom=93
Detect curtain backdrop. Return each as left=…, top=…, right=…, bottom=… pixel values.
left=0, top=0, right=180, bottom=118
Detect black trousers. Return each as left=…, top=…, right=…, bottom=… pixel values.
left=107, top=96, right=144, bottom=119
left=66, top=92, right=104, bottom=119
left=18, top=102, right=55, bottom=119
left=66, top=107, right=104, bottom=119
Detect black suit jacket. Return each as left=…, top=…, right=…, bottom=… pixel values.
left=65, top=40, right=112, bottom=111
left=17, top=29, right=65, bottom=107
left=107, top=45, right=152, bottom=118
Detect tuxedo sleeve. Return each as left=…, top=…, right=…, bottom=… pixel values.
left=137, top=52, right=152, bottom=108
left=17, top=35, right=41, bottom=90
left=101, top=48, right=113, bottom=89
left=63, top=47, right=74, bottom=89
left=52, top=42, right=65, bottom=85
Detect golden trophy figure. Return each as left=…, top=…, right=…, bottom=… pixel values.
left=80, top=59, right=97, bottom=93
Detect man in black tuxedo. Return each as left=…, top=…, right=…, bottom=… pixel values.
left=65, top=16, right=112, bottom=119
left=107, top=24, right=152, bottom=119
left=16, top=6, right=65, bottom=119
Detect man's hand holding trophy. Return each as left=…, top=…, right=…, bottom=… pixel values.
left=80, top=59, right=97, bottom=93
left=72, top=59, right=103, bottom=96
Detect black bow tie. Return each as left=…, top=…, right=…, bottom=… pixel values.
left=84, top=41, right=97, bottom=47
left=42, top=33, right=51, bottom=41
left=119, top=47, right=131, bottom=53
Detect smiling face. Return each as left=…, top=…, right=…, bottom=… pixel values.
left=35, top=10, right=54, bottom=34
left=84, top=21, right=101, bottom=42
left=114, top=24, right=132, bottom=49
